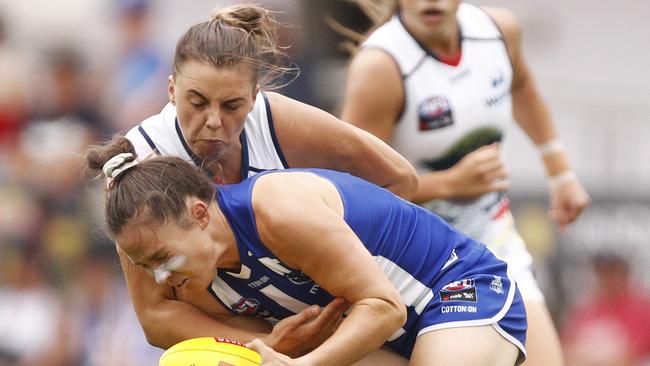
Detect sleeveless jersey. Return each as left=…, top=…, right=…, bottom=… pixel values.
left=363, top=3, right=513, bottom=241
left=125, top=92, right=288, bottom=180
left=210, top=169, right=519, bottom=357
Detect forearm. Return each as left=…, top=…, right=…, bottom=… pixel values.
left=411, top=169, right=454, bottom=203
left=512, top=76, right=573, bottom=176
left=354, top=128, right=419, bottom=199
left=139, top=299, right=269, bottom=349
left=298, top=299, right=405, bottom=366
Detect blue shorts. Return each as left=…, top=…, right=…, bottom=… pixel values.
left=386, top=243, right=527, bottom=362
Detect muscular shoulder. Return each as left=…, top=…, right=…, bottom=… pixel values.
left=251, top=171, right=343, bottom=226
left=348, top=47, right=402, bottom=88
left=343, top=47, right=404, bottom=126
left=482, top=7, right=522, bottom=59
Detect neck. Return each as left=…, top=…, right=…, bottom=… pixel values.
left=207, top=143, right=244, bottom=185
left=402, top=14, right=460, bottom=57
left=422, top=22, right=460, bottom=56
left=208, top=202, right=240, bottom=269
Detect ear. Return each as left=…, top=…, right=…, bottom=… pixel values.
left=190, top=199, right=210, bottom=230
left=168, top=75, right=176, bottom=105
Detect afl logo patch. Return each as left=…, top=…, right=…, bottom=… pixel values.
left=418, top=96, right=454, bottom=131
left=232, top=297, right=272, bottom=317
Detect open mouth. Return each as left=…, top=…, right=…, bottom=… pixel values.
left=422, top=8, right=444, bottom=22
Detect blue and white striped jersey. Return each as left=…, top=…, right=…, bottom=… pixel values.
left=211, top=168, right=500, bottom=356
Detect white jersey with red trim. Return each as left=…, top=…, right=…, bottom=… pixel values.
left=363, top=4, right=543, bottom=301
left=364, top=3, right=513, bottom=169
left=125, top=92, right=288, bottom=180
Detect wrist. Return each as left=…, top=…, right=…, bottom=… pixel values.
left=548, top=170, right=577, bottom=189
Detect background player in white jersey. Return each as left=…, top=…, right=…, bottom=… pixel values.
left=340, top=1, right=590, bottom=365
left=118, top=3, right=418, bottom=357
left=85, top=136, right=527, bottom=366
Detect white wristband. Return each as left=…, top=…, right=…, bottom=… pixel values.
left=537, top=139, right=564, bottom=156
left=549, top=170, right=577, bottom=189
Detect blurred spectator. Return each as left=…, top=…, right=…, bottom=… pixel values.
left=0, top=12, right=30, bottom=151
left=561, top=252, right=650, bottom=366
left=102, top=0, right=168, bottom=132
left=60, top=244, right=162, bottom=365
left=0, top=248, right=64, bottom=365
left=13, top=47, right=100, bottom=196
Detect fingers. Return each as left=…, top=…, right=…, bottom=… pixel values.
left=292, top=305, right=321, bottom=325
left=246, top=338, right=269, bottom=353
left=489, top=178, right=511, bottom=192
left=312, top=298, right=349, bottom=326
left=549, top=182, right=591, bottom=230
left=301, top=298, right=348, bottom=338
left=246, top=339, right=279, bottom=364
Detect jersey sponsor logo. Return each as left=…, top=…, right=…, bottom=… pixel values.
left=491, top=70, right=505, bottom=88
left=259, top=257, right=313, bottom=285
left=441, top=305, right=478, bottom=313
left=232, top=297, right=272, bottom=317
left=418, top=96, right=454, bottom=131
left=286, top=270, right=312, bottom=285
left=490, top=275, right=504, bottom=294
left=440, top=278, right=477, bottom=302
left=441, top=287, right=477, bottom=302
left=485, top=89, right=510, bottom=107
left=248, top=276, right=270, bottom=289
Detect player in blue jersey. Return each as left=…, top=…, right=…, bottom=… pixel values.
left=117, top=4, right=418, bottom=356
left=85, top=136, right=527, bottom=365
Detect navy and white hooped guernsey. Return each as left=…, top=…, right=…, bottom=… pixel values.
left=213, top=168, right=527, bottom=360
left=125, top=91, right=288, bottom=181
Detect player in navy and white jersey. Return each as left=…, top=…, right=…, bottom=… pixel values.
left=125, top=91, right=287, bottom=182
left=116, top=4, right=418, bottom=357
left=341, top=1, right=590, bottom=365
left=86, top=136, right=527, bottom=365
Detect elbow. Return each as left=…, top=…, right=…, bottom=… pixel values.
left=138, top=308, right=175, bottom=349
left=384, top=296, right=407, bottom=335
left=392, top=163, right=419, bottom=200
left=140, top=319, right=168, bottom=349
left=393, top=299, right=408, bottom=331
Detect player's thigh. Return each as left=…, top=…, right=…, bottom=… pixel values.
left=352, top=347, right=408, bottom=366
left=410, top=325, right=519, bottom=366
left=520, top=300, right=564, bottom=366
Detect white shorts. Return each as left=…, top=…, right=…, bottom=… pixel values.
left=422, top=192, right=545, bottom=302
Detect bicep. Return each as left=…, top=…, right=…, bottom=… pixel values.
left=341, top=48, right=404, bottom=142
left=267, top=93, right=394, bottom=173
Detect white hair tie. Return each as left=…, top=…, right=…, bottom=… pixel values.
left=103, top=152, right=138, bottom=188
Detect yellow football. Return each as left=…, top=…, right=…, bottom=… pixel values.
left=159, top=337, right=261, bottom=366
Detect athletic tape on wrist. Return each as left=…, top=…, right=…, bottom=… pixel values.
left=537, top=139, right=564, bottom=156
left=548, top=170, right=577, bottom=189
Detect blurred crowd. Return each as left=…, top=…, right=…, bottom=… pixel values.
left=0, top=0, right=168, bottom=364
left=0, top=0, right=648, bottom=365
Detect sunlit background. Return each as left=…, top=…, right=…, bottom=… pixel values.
left=1, top=0, right=648, bottom=364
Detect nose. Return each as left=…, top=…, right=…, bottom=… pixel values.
left=153, top=268, right=171, bottom=285
left=205, top=110, right=223, bottom=130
